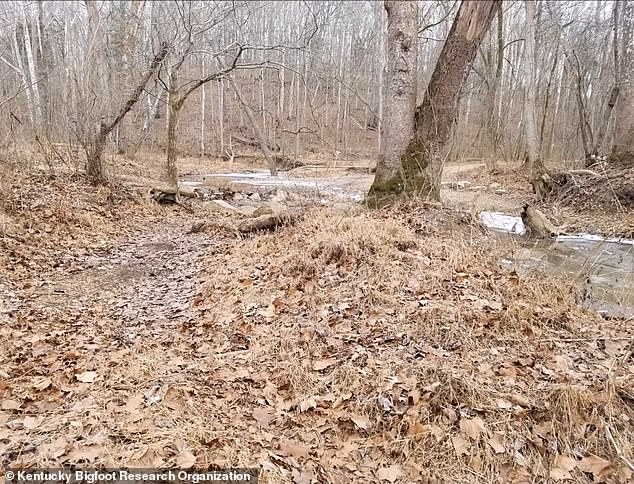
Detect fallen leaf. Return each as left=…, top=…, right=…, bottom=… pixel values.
left=292, top=468, right=315, bottom=484
left=22, top=416, right=40, bottom=430
left=469, top=454, right=483, bottom=472
left=578, top=455, right=612, bottom=480
left=252, top=407, right=272, bottom=428
left=312, top=358, right=337, bottom=371
left=550, top=455, right=576, bottom=481
left=487, top=433, right=506, bottom=454
left=495, top=398, right=513, bottom=409
left=66, top=445, right=102, bottom=463
left=1, top=399, right=21, bottom=410
left=377, top=465, right=404, bottom=483
left=75, top=371, right=98, bottom=383
left=459, top=417, right=487, bottom=440
left=279, top=440, right=310, bottom=459
left=33, top=377, right=52, bottom=391
left=176, top=450, right=197, bottom=469
left=351, top=414, right=371, bottom=431
left=451, top=434, right=469, bottom=457
left=125, top=394, right=144, bottom=413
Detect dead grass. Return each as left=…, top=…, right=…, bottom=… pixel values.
left=195, top=204, right=633, bottom=482
left=1, top=172, right=632, bottom=483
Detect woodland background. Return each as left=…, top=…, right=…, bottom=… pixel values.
left=0, top=0, right=625, bottom=169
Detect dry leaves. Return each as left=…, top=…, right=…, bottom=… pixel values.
left=377, top=465, right=404, bottom=483
left=578, top=455, right=613, bottom=480
left=176, top=451, right=197, bottom=469
left=459, top=417, right=487, bottom=440
left=350, top=415, right=371, bottom=432
left=1, top=179, right=632, bottom=484
left=550, top=455, right=577, bottom=481
left=75, top=371, right=98, bottom=383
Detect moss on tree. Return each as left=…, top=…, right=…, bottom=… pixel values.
left=366, top=138, right=438, bottom=207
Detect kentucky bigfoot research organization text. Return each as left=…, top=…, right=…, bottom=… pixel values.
left=8, top=470, right=254, bottom=483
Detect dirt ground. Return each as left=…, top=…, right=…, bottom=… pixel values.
left=0, top=161, right=633, bottom=483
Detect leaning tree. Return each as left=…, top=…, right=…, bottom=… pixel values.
left=368, top=0, right=502, bottom=205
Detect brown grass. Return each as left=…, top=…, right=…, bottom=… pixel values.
left=195, top=204, right=633, bottom=482
left=1, top=167, right=632, bottom=483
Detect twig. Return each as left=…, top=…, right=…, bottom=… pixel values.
left=606, top=425, right=634, bottom=473
left=536, top=337, right=633, bottom=343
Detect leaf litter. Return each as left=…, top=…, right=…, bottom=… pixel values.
left=0, top=176, right=632, bottom=483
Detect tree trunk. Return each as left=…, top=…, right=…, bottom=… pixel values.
left=588, top=1, right=622, bottom=163
left=523, top=0, right=546, bottom=180
left=166, top=79, right=181, bottom=188
left=85, top=42, right=169, bottom=185
left=485, top=8, right=504, bottom=168
left=411, top=0, right=501, bottom=200
left=612, top=0, right=634, bottom=166
left=370, top=0, right=500, bottom=204
left=367, top=0, right=418, bottom=206
left=86, top=131, right=107, bottom=185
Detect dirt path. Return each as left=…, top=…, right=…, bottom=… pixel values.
left=24, top=218, right=207, bottom=343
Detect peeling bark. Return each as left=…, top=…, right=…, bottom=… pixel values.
left=369, top=0, right=501, bottom=205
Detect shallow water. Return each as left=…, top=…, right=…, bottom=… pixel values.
left=480, top=211, right=634, bottom=318
left=181, top=170, right=366, bottom=201
left=181, top=172, right=634, bottom=318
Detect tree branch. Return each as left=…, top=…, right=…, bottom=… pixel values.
left=101, top=42, right=170, bottom=137
left=178, top=45, right=245, bottom=103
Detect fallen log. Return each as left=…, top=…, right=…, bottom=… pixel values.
left=237, top=211, right=298, bottom=233
left=521, top=204, right=558, bottom=238
left=149, top=186, right=199, bottom=203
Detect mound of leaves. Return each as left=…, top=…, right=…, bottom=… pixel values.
left=195, top=206, right=633, bottom=483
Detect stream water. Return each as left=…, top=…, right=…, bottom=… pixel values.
left=481, top=212, right=633, bottom=318
left=181, top=172, right=633, bottom=318
left=181, top=170, right=368, bottom=202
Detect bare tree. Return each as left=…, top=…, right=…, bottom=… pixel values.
left=370, top=0, right=501, bottom=203
left=85, top=43, right=168, bottom=185
left=523, top=0, right=547, bottom=180
left=612, top=0, right=633, bottom=166
left=0, top=0, right=624, bottom=176
left=163, top=44, right=245, bottom=188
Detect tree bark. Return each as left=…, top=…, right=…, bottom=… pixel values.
left=370, top=0, right=500, bottom=204
left=523, top=0, right=547, bottom=179
left=485, top=8, right=504, bottom=167
left=411, top=0, right=501, bottom=201
left=166, top=73, right=182, bottom=188
left=85, top=42, right=169, bottom=185
left=367, top=0, right=418, bottom=206
left=612, top=0, right=634, bottom=166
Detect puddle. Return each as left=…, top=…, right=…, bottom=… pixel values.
left=480, top=211, right=634, bottom=317
left=181, top=171, right=367, bottom=201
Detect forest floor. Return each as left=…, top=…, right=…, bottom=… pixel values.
left=1, top=159, right=633, bottom=483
